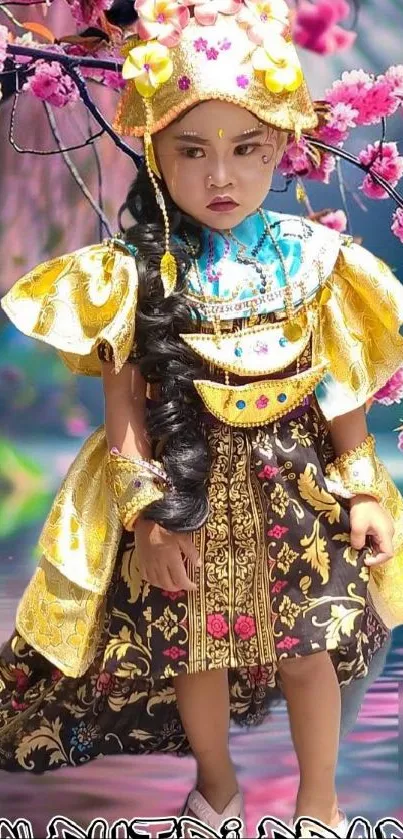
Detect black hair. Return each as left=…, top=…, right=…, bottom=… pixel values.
left=119, top=164, right=212, bottom=533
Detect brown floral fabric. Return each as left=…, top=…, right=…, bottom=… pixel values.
left=0, top=401, right=389, bottom=773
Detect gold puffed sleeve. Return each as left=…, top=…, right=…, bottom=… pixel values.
left=314, top=239, right=403, bottom=420
left=0, top=239, right=139, bottom=376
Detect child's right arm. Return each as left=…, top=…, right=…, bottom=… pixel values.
left=101, top=358, right=200, bottom=592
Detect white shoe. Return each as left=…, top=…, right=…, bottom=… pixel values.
left=181, top=789, right=245, bottom=835
left=289, top=811, right=349, bottom=837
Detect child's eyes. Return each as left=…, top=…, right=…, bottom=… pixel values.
left=234, top=143, right=257, bottom=156
left=181, top=147, right=206, bottom=159
left=180, top=144, right=258, bottom=159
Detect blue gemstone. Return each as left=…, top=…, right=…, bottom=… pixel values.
left=236, top=400, right=246, bottom=410
left=235, top=347, right=243, bottom=357
left=279, top=337, right=288, bottom=347
left=277, top=393, right=287, bottom=403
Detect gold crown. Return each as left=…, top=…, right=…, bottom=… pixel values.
left=113, top=0, right=318, bottom=140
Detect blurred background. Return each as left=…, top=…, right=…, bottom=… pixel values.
left=0, top=0, right=402, bottom=833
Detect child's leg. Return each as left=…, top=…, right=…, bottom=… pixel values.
left=279, top=650, right=341, bottom=825
left=175, top=668, right=238, bottom=812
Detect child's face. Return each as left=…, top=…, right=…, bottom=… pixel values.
left=153, top=100, right=288, bottom=229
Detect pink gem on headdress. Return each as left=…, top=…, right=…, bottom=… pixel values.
left=178, top=75, right=191, bottom=90
left=194, top=36, right=208, bottom=51
left=236, top=74, right=250, bottom=89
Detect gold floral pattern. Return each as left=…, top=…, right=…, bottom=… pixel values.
left=0, top=400, right=390, bottom=773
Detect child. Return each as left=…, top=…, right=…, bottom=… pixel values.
left=1, top=2, right=403, bottom=835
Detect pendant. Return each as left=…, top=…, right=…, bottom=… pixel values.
left=283, top=321, right=304, bottom=342
left=160, top=252, right=177, bottom=297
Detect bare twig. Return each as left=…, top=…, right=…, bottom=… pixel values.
left=335, top=158, right=353, bottom=235
left=9, top=92, right=105, bottom=154
left=44, top=101, right=113, bottom=237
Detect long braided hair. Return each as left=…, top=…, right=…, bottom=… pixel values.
left=119, top=163, right=212, bottom=532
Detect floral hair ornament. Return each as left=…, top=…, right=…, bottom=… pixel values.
left=114, top=0, right=318, bottom=142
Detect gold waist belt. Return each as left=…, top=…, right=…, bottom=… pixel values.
left=193, top=362, right=328, bottom=427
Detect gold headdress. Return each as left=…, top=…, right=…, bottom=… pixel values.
left=112, top=0, right=319, bottom=296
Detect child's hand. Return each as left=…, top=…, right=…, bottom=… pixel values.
left=349, top=495, right=395, bottom=567
left=134, top=518, right=201, bottom=592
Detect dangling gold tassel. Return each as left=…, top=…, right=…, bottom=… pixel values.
left=143, top=100, right=177, bottom=298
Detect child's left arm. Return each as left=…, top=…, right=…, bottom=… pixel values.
left=329, top=406, right=395, bottom=567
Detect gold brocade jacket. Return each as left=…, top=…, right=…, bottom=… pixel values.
left=2, top=218, right=403, bottom=678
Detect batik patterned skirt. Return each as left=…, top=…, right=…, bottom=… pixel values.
left=0, top=399, right=389, bottom=772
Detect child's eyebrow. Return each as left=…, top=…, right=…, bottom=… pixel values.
left=173, top=128, right=265, bottom=143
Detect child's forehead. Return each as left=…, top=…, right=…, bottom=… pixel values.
left=167, top=101, right=275, bottom=138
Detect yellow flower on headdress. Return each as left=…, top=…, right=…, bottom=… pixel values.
left=122, top=40, right=173, bottom=98
left=238, top=0, right=289, bottom=44
left=252, top=32, right=303, bottom=93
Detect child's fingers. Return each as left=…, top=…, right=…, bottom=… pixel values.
left=178, top=534, right=202, bottom=568
left=350, top=526, right=367, bottom=550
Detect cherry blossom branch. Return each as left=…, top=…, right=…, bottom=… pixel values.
left=306, top=136, right=403, bottom=209
left=6, top=44, right=142, bottom=167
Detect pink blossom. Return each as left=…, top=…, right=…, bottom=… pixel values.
left=258, top=464, right=280, bottom=480
left=308, top=152, right=336, bottom=184
left=326, top=70, right=374, bottom=125
left=207, top=613, right=229, bottom=639
left=103, top=70, right=126, bottom=90
left=24, top=61, right=79, bottom=108
left=135, top=0, right=190, bottom=48
left=384, top=65, right=403, bottom=107
left=280, top=137, right=312, bottom=177
left=373, top=367, right=403, bottom=406
left=317, top=102, right=358, bottom=145
left=392, top=208, right=403, bottom=245
left=359, top=142, right=403, bottom=200
left=184, top=0, right=241, bottom=27
left=281, top=137, right=335, bottom=184
left=292, top=0, right=356, bottom=56
left=234, top=615, right=256, bottom=640
left=319, top=210, right=347, bottom=233
left=398, top=431, right=403, bottom=453
left=267, top=524, right=289, bottom=538
left=277, top=636, right=300, bottom=651
left=67, top=0, right=113, bottom=27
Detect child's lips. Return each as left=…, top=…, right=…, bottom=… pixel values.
left=207, top=197, right=240, bottom=212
